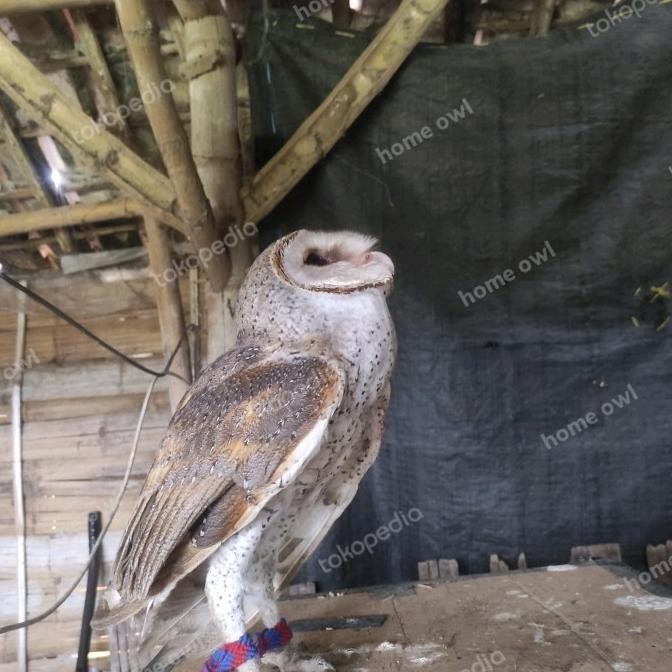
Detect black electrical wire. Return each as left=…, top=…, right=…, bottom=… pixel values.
left=0, top=266, right=189, bottom=383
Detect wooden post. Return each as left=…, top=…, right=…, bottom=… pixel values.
left=115, top=0, right=230, bottom=293
left=241, top=0, right=450, bottom=225
left=11, top=285, right=28, bottom=672
left=144, top=217, right=191, bottom=410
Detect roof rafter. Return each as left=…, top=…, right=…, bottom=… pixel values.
left=0, top=28, right=185, bottom=233
left=241, top=0, right=451, bottom=224
left=0, top=107, right=77, bottom=254
left=115, top=0, right=230, bottom=291
left=0, top=198, right=142, bottom=237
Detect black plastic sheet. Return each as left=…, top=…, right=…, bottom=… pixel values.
left=246, top=5, right=672, bottom=589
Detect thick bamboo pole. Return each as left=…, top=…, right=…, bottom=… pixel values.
left=144, top=216, right=191, bottom=410
left=176, top=1, right=244, bottom=235
left=115, top=0, right=229, bottom=292
left=0, top=199, right=142, bottom=237
left=0, top=30, right=183, bottom=232
left=174, top=0, right=252, bottom=359
left=241, top=0, right=450, bottom=225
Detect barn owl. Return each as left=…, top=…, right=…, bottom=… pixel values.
left=98, top=230, right=396, bottom=671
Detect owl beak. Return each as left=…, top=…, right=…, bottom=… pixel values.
left=360, top=251, right=394, bottom=295
left=361, top=251, right=395, bottom=277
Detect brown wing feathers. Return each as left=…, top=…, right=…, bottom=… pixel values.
left=111, top=346, right=344, bottom=606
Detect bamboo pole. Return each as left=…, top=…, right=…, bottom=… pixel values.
left=0, top=199, right=142, bottom=237
left=115, top=0, right=230, bottom=292
left=175, top=0, right=244, bottom=236
left=144, top=216, right=191, bottom=410
left=241, top=0, right=450, bottom=224
left=66, top=8, right=129, bottom=139
left=11, top=286, right=28, bottom=672
left=174, top=0, right=252, bottom=359
left=0, top=222, right=138, bottom=252
left=0, top=30, right=183, bottom=231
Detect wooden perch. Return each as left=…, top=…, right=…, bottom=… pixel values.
left=144, top=216, right=191, bottom=410
left=241, top=0, right=450, bottom=225
left=0, top=30, right=183, bottom=232
left=0, top=199, right=142, bottom=237
left=115, top=0, right=230, bottom=292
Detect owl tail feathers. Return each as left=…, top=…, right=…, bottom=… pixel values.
left=90, top=594, right=151, bottom=629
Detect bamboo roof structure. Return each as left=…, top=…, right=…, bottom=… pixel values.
left=0, top=0, right=613, bottom=276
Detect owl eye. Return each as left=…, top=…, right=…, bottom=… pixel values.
left=304, top=251, right=330, bottom=267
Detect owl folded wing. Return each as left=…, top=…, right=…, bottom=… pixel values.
left=93, top=344, right=345, bottom=628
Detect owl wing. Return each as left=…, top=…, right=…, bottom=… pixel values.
left=100, top=343, right=345, bottom=626
left=273, top=382, right=391, bottom=593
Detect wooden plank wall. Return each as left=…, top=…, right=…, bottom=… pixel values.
left=0, top=270, right=194, bottom=670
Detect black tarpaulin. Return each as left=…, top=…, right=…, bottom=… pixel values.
left=245, top=5, right=672, bottom=589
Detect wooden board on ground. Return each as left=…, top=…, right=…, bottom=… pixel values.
left=168, top=563, right=672, bottom=672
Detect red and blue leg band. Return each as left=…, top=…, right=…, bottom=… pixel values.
left=202, top=619, right=293, bottom=672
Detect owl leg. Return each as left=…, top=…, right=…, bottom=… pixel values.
left=205, top=523, right=264, bottom=672
left=246, top=571, right=333, bottom=672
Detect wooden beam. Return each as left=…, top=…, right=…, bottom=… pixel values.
left=115, top=0, right=230, bottom=292
left=0, top=29, right=183, bottom=232
left=0, top=111, right=49, bottom=208
left=0, top=199, right=142, bottom=237
left=0, top=222, right=137, bottom=251
left=241, top=0, right=449, bottom=225
left=143, top=216, right=191, bottom=410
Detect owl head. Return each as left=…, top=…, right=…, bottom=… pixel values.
left=271, top=229, right=394, bottom=293
left=235, top=230, right=395, bottom=343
